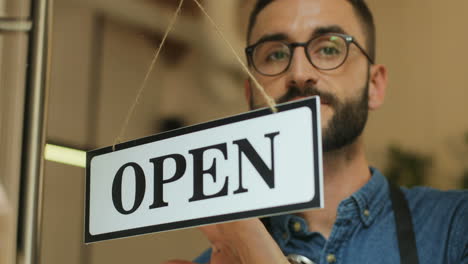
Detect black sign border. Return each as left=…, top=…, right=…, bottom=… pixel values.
left=85, top=97, right=322, bottom=243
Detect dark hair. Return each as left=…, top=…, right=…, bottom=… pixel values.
left=246, top=0, right=376, bottom=61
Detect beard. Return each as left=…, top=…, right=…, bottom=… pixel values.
left=249, top=81, right=369, bottom=153
left=321, top=84, right=369, bottom=152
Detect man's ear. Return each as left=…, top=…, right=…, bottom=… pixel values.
left=368, top=64, right=388, bottom=111
left=244, top=79, right=252, bottom=103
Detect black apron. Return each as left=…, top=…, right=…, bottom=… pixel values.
left=389, top=182, right=420, bottom=264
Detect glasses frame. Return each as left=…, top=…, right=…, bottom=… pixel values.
left=245, top=33, right=374, bottom=77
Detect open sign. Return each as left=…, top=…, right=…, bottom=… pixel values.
left=85, top=97, right=323, bottom=243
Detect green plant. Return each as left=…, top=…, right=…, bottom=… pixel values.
left=385, top=145, right=432, bottom=187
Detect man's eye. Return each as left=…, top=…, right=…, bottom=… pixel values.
left=319, top=46, right=341, bottom=56
left=267, top=51, right=289, bottom=61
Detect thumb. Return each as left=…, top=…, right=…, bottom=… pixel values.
left=198, top=219, right=289, bottom=264
left=198, top=218, right=267, bottom=243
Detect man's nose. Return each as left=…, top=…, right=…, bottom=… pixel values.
left=286, top=48, right=319, bottom=88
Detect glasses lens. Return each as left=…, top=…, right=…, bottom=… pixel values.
left=307, top=35, right=347, bottom=70
left=252, top=41, right=291, bottom=76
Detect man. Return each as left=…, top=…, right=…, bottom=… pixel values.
left=165, top=0, right=468, bottom=263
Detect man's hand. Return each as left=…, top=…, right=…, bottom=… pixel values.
left=163, top=218, right=289, bottom=264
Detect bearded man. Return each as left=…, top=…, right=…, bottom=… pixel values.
left=165, top=0, right=468, bottom=263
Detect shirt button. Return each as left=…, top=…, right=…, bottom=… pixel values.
left=363, top=209, right=370, bottom=217
left=292, top=221, right=302, bottom=232
left=326, top=254, right=336, bottom=263
left=282, top=232, right=288, bottom=240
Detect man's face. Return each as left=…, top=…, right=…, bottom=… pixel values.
left=248, top=0, right=372, bottom=152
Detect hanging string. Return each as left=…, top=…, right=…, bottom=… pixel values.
left=112, top=0, right=185, bottom=151
left=112, top=0, right=278, bottom=151
left=191, top=0, right=277, bottom=113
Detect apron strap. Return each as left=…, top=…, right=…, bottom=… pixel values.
left=389, top=182, right=420, bottom=264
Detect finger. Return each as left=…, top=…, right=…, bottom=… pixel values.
left=210, top=242, right=241, bottom=264
left=198, top=219, right=289, bottom=264
left=198, top=218, right=266, bottom=242
left=197, top=223, right=220, bottom=241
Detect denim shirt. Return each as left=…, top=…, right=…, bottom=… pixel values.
left=194, top=168, right=468, bottom=264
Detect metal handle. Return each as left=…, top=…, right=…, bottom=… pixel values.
left=17, top=0, right=52, bottom=263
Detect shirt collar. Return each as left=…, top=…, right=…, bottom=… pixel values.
left=268, top=167, right=389, bottom=237
left=349, top=167, right=388, bottom=227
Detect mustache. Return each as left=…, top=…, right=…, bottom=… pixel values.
left=276, top=84, right=338, bottom=107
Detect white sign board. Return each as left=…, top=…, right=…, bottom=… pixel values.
left=85, top=97, right=323, bottom=243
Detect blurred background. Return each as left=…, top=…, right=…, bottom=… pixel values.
left=1, top=0, right=467, bottom=263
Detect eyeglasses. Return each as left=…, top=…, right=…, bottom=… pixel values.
left=245, top=33, right=374, bottom=76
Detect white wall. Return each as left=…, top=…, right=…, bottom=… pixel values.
left=366, top=0, right=468, bottom=188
